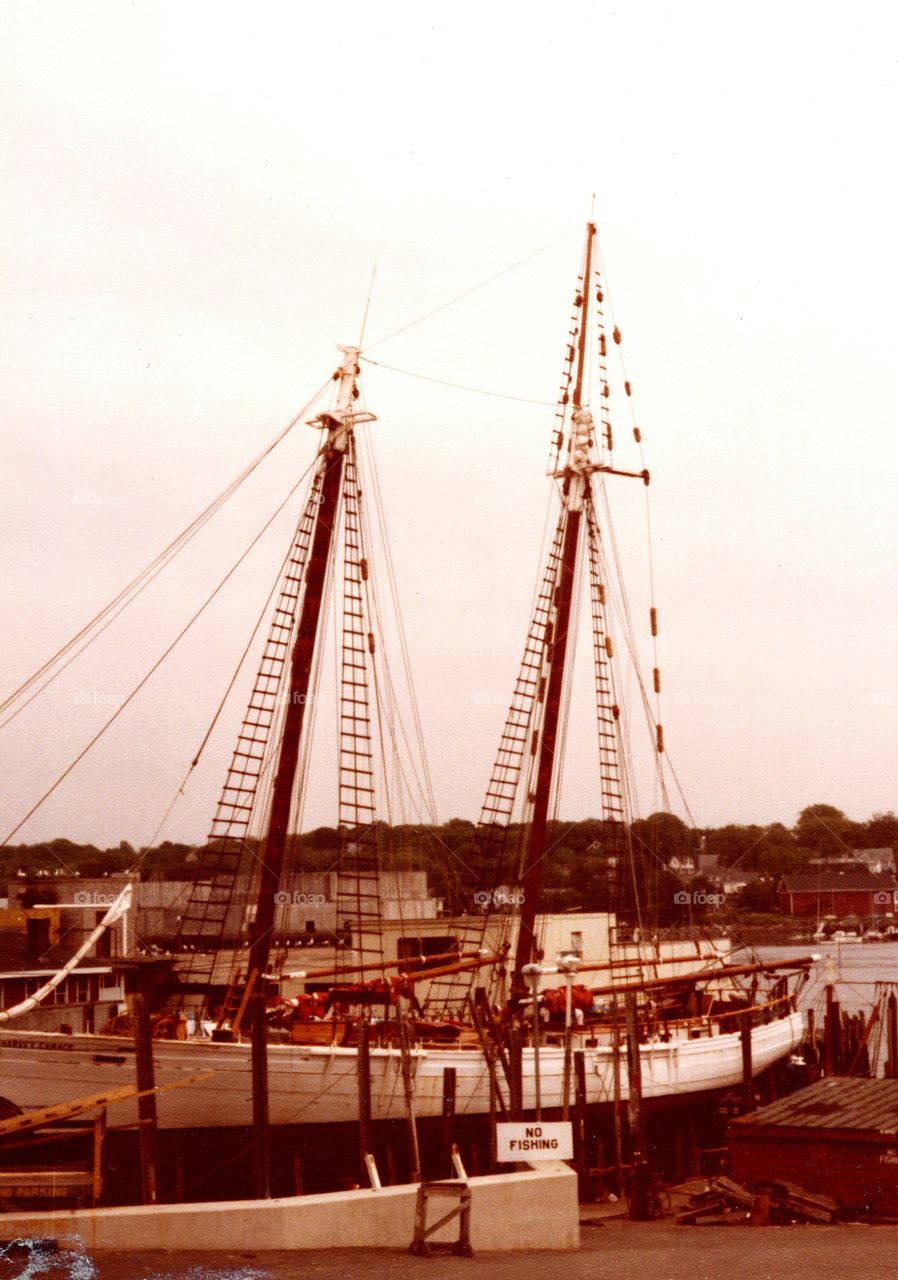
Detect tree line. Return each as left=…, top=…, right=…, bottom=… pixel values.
left=4, top=804, right=895, bottom=925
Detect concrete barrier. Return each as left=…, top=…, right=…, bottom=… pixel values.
left=0, top=1162, right=579, bottom=1253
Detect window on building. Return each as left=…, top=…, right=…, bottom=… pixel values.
left=397, top=935, right=459, bottom=973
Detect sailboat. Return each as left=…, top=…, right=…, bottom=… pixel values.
left=0, top=224, right=812, bottom=1131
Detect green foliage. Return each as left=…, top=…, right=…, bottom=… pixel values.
left=794, top=803, right=862, bottom=854
left=861, top=812, right=898, bottom=850
left=2, top=805, right=893, bottom=921
left=736, top=878, right=779, bottom=912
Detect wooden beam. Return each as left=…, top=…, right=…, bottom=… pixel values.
left=0, top=1071, right=214, bottom=1139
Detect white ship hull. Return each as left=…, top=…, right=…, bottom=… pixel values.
left=0, top=1010, right=804, bottom=1129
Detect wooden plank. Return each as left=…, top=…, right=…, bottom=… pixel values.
left=780, top=1196, right=834, bottom=1223
left=0, top=1170, right=93, bottom=1188
left=0, top=1071, right=214, bottom=1139
left=0, top=1085, right=138, bottom=1136
left=676, top=1199, right=726, bottom=1223
left=710, top=1175, right=756, bottom=1209
left=693, top=1210, right=752, bottom=1226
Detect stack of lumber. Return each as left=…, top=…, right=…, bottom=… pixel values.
left=676, top=1175, right=839, bottom=1225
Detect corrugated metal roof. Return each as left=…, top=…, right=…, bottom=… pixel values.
left=733, top=1078, right=898, bottom=1133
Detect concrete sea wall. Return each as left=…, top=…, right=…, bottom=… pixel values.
left=0, top=1162, right=578, bottom=1252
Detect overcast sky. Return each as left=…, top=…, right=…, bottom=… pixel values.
left=2, top=2, right=896, bottom=849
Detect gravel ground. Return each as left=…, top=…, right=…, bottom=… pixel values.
left=3, top=1221, right=898, bottom=1280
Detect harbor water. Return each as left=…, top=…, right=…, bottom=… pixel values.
left=756, top=941, right=898, bottom=1021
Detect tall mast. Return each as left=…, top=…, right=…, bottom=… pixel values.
left=512, top=223, right=596, bottom=986
left=247, top=346, right=362, bottom=985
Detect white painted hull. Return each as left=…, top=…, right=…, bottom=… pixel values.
left=0, top=1010, right=804, bottom=1129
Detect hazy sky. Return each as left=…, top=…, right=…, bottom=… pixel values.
left=2, top=2, right=897, bottom=849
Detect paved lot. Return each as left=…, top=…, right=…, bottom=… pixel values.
left=3, top=1222, right=898, bottom=1280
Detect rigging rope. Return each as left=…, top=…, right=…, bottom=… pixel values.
left=356, top=407, right=439, bottom=824
left=0, top=380, right=332, bottom=732
left=361, top=223, right=580, bottom=354
left=138, top=515, right=312, bottom=857
left=1, top=456, right=320, bottom=847
left=359, top=357, right=556, bottom=407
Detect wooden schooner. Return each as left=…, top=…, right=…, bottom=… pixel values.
left=0, top=225, right=813, bottom=1134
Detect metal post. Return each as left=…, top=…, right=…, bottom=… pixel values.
left=559, top=955, right=578, bottom=1121
left=532, top=986, right=541, bottom=1121
left=132, top=993, right=158, bottom=1205
left=251, top=990, right=271, bottom=1199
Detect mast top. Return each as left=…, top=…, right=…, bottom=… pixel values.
left=306, top=346, right=376, bottom=450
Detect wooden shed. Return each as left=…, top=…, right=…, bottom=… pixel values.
left=729, top=1078, right=898, bottom=1217
left=777, top=870, right=897, bottom=917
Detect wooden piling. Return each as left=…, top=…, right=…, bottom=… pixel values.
left=357, top=1014, right=372, bottom=1183
left=829, top=999, right=842, bottom=1075
left=573, top=1049, right=587, bottom=1197
left=887, top=993, right=898, bottom=1078
left=612, top=1012, right=624, bottom=1189
left=740, top=1011, right=755, bottom=1112
left=397, top=1000, right=421, bottom=1183
left=441, top=1067, right=457, bottom=1178
left=828, top=983, right=839, bottom=1075
left=132, top=992, right=158, bottom=1205
left=251, top=989, right=271, bottom=1199
left=686, top=1112, right=700, bottom=1178
left=624, top=993, right=644, bottom=1159
left=91, top=1109, right=106, bottom=1207
left=508, top=1024, right=523, bottom=1120
left=849, top=1005, right=878, bottom=1078
left=806, top=1007, right=819, bottom=1068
